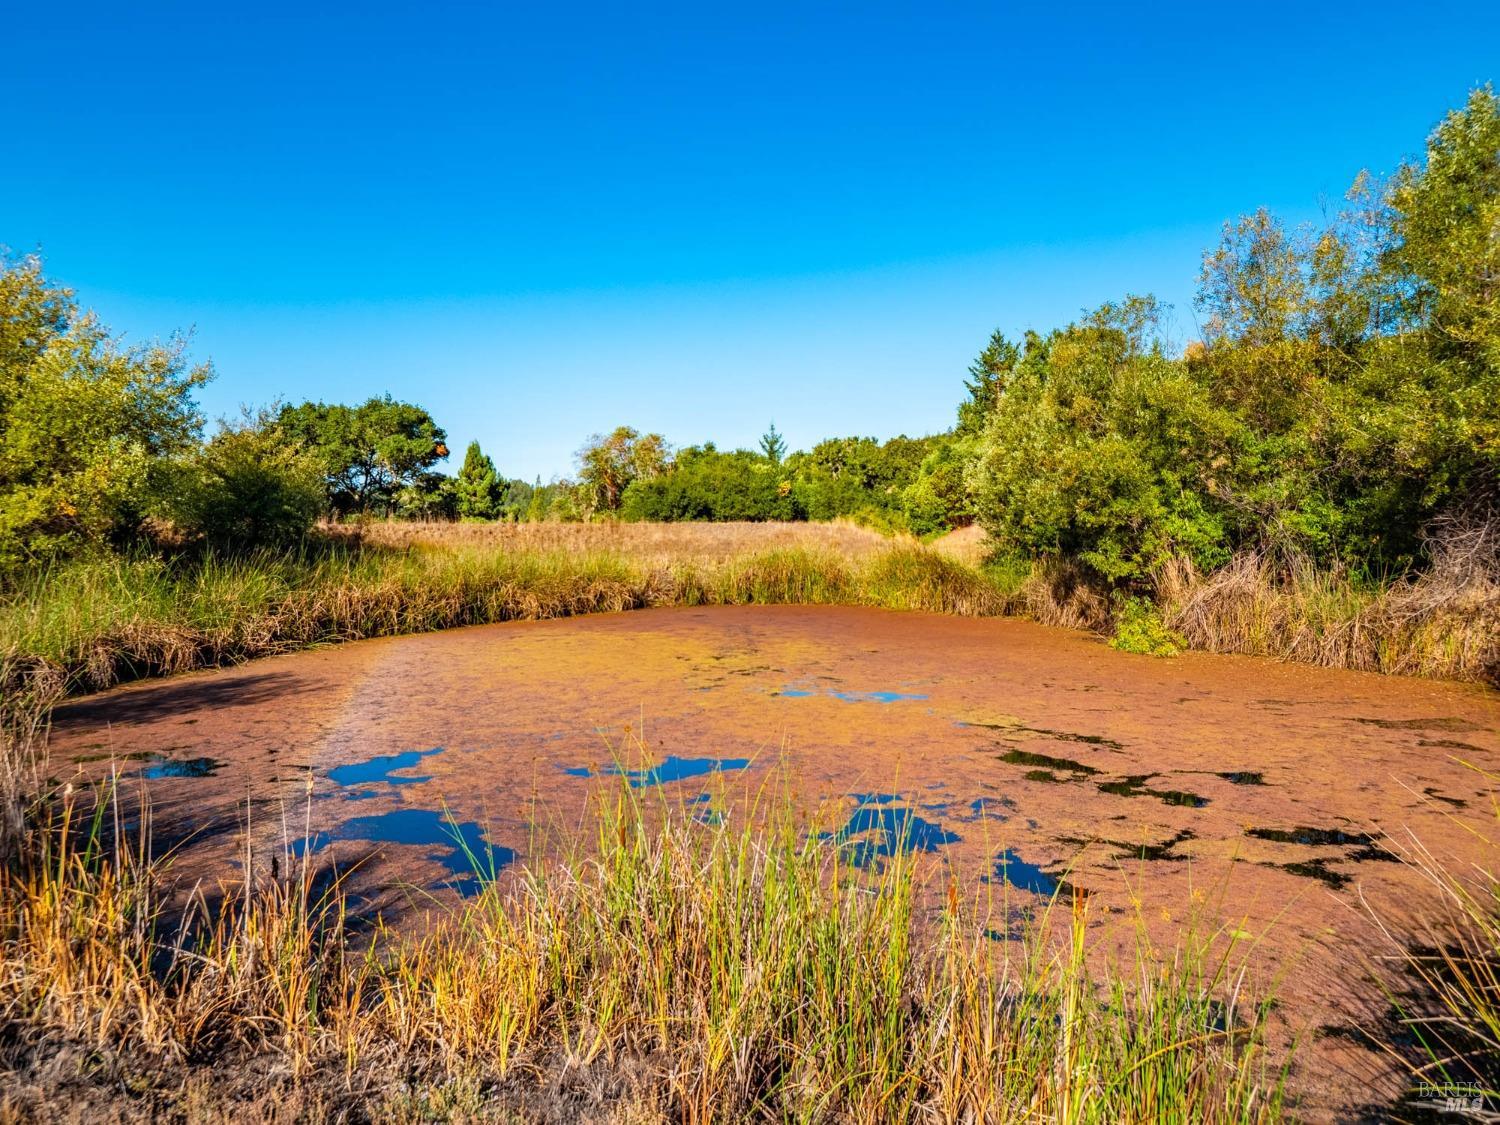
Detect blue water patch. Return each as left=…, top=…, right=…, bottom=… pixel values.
left=829, top=690, right=929, bottom=704
left=777, top=682, right=927, bottom=704
left=139, top=755, right=222, bottom=779
left=687, top=792, right=725, bottom=826
left=962, top=796, right=1015, bottom=822
left=327, top=747, right=444, bottom=788
left=562, top=756, right=750, bottom=788
left=820, top=795, right=961, bottom=869
left=986, top=848, right=1062, bottom=897
left=293, top=807, right=514, bottom=896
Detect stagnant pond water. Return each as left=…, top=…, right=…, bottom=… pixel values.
left=50, top=605, right=1500, bottom=1116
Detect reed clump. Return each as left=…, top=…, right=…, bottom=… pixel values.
left=1157, top=539, right=1500, bottom=686
left=0, top=779, right=1288, bottom=1122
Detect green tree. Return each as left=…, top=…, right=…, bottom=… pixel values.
left=453, top=440, right=502, bottom=520
left=524, top=477, right=547, bottom=522
left=785, top=434, right=937, bottom=524
left=969, top=296, right=1235, bottom=582
left=0, top=254, right=210, bottom=570
left=1385, top=85, right=1500, bottom=363
left=957, top=331, right=1020, bottom=436
left=278, top=396, right=448, bottom=515
left=395, top=471, right=457, bottom=520
left=164, top=408, right=323, bottom=550
left=576, top=426, right=669, bottom=516
left=759, top=422, right=787, bottom=464
left=621, top=445, right=800, bottom=522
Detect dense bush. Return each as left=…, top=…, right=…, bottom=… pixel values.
left=0, top=255, right=210, bottom=574
left=163, top=411, right=324, bottom=551
left=621, top=445, right=799, bottom=521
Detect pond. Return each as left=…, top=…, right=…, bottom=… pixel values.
left=48, top=603, right=1500, bottom=1116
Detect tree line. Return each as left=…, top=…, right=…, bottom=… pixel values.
left=1, top=87, right=1494, bottom=590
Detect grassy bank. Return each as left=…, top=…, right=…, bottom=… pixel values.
left=0, top=779, right=1287, bottom=1122
left=0, top=534, right=1006, bottom=702
left=3, top=522, right=1496, bottom=727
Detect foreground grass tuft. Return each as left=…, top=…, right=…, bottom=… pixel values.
left=1366, top=765, right=1500, bottom=1113
left=0, top=778, right=1287, bottom=1122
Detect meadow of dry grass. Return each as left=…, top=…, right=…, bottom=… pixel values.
left=1157, top=537, right=1500, bottom=686
left=337, top=517, right=901, bottom=563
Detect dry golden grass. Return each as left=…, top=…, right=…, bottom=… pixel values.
left=0, top=774, right=1288, bottom=1122
left=1158, top=550, right=1500, bottom=685
left=927, top=523, right=991, bottom=567
left=338, top=517, right=901, bottom=564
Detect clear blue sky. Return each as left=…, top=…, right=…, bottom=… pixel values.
left=5, top=1, right=1495, bottom=481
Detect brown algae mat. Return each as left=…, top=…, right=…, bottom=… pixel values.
left=48, top=604, right=1500, bottom=1117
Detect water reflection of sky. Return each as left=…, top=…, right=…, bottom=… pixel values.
left=327, top=747, right=444, bottom=788
left=778, top=681, right=927, bottom=704
left=820, top=793, right=961, bottom=869
left=562, top=755, right=750, bottom=787
left=293, top=807, right=513, bottom=897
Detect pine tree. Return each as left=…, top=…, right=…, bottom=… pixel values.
left=759, top=421, right=787, bottom=464
left=453, top=440, right=501, bottom=520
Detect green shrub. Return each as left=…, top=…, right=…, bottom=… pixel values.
left=1110, top=596, right=1186, bottom=657
left=162, top=413, right=324, bottom=551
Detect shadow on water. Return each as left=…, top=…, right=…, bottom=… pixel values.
left=961, top=796, right=1016, bottom=821
left=1059, top=829, right=1196, bottom=863
left=1423, top=786, right=1467, bottom=808
left=820, top=794, right=961, bottom=870
left=1418, top=737, right=1489, bottom=755
left=1216, top=771, right=1266, bottom=785
left=564, top=756, right=750, bottom=787
left=1096, top=774, right=1210, bottom=808
left=1247, top=825, right=1401, bottom=888
left=1353, top=716, right=1487, bottom=734
left=985, top=849, right=1088, bottom=900
left=1000, top=749, right=1100, bottom=776
left=53, top=671, right=319, bottom=730
left=327, top=747, right=444, bottom=788
left=1248, top=825, right=1386, bottom=849
left=293, top=808, right=514, bottom=897
left=962, top=721, right=1125, bottom=750
left=138, top=754, right=223, bottom=779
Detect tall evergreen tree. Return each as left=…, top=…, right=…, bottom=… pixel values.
left=957, top=331, right=1020, bottom=435
left=453, top=440, right=501, bottom=520
left=759, top=422, right=787, bottom=464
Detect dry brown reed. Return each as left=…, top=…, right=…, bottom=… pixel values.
left=1158, top=540, right=1500, bottom=686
